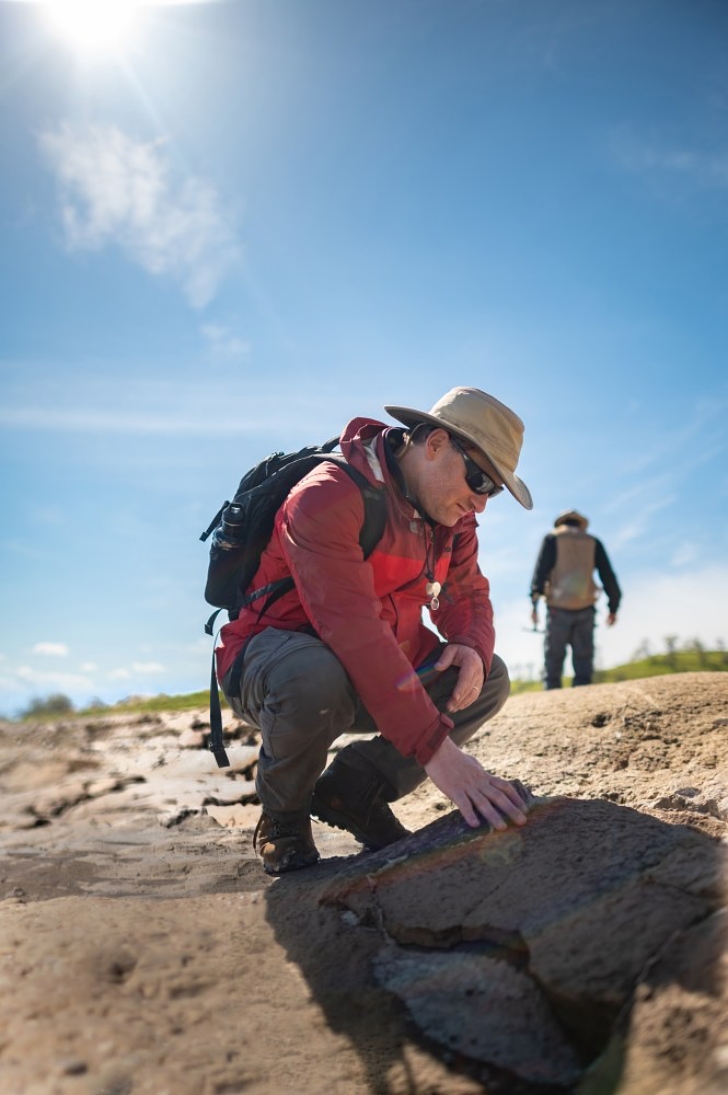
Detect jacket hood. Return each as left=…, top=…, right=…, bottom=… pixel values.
left=338, top=416, right=479, bottom=533
left=339, top=417, right=390, bottom=484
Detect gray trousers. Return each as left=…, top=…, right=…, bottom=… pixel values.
left=544, top=606, right=596, bottom=689
left=223, top=629, right=510, bottom=815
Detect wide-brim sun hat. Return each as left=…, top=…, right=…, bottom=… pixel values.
left=385, top=386, right=533, bottom=510
left=554, top=510, right=589, bottom=529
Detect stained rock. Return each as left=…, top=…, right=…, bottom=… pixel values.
left=373, top=946, right=583, bottom=1087
left=322, top=795, right=727, bottom=1074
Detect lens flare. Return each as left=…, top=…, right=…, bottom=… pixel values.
left=44, top=0, right=141, bottom=53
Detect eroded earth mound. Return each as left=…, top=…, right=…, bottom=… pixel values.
left=1, top=672, right=726, bottom=1094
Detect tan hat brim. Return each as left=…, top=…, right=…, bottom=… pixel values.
left=385, top=404, right=533, bottom=510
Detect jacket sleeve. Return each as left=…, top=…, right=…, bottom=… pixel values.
left=530, top=535, right=556, bottom=601
left=594, top=539, right=622, bottom=614
left=429, top=516, right=495, bottom=675
left=277, top=468, right=453, bottom=765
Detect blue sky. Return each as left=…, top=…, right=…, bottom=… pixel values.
left=1, top=0, right=727, bottom=715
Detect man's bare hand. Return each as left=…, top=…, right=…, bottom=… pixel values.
left=434, top=643, right=484, bottom=713
left=424, top=736, right=529, bottom=830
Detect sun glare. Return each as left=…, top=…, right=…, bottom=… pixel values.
left=44, top=1, right=142, bottom=54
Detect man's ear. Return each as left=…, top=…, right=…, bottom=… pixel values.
left=425, top=427, right=450, bottom=459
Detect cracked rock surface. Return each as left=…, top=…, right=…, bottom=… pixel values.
left=322, top=797, right=724, bottom=1085
left=0, top=672, right=726, bottom=1094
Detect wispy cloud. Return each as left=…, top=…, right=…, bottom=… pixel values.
left=15, top=665, right=94, bottom=690
left=108, top=661, right=165, bottom=681
left=610, top=495, right=678, bottom=550
left=32, top=641, right=70, bottom=657
left=597, top=563, right=728, bottom=666
left=614, top=399, right=728, bottom=479
left=108, top=668, right=132, bottom=681
left=0, top=377, right=339, bottom=436
left=610, top=129, right=728, bottom=192
left=496, top=562, right=728, bottom=679
left=0, top=403, right=277, bottom=435
left=39, top=122, right=240, bottom=307
left=201, top=323, right=251, bottom=359
left=671, top=542, right=699, bottom=567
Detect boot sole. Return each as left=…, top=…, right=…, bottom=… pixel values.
left=310, top=794, right=410, bottom=851
left=262, top=848, right=320, bottom=876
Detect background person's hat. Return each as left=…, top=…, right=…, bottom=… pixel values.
left=385, top=386, right=533, bottom=509
left=554, top=510, right=589, bottom=529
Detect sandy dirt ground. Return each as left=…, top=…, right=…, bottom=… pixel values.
left=0, top=671, right=726, bottom=1095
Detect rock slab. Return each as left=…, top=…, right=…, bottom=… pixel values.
left=322, top=796, right=727, bottom=1083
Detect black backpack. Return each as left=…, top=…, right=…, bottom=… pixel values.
left=200, top=436, right=387, bottom=766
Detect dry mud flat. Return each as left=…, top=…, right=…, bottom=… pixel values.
left=0, top=672, right=727, bottom=1095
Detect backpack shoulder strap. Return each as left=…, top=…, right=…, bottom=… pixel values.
left=334, top=457, right=387, bottom=558
left=238, top=454, right=386, bottom=614
left=208, top=653, right=230, bottom=768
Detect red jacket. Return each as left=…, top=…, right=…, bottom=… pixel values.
left=215, top=418, right=496, bottom=765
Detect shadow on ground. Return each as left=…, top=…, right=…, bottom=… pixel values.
left=264, top=796, right=727, bottom=1094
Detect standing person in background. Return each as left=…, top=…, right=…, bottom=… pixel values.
left=530, top=510, right=621, bottom=690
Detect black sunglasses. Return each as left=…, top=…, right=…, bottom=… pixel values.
left=450, top=438, right=504, bottom=498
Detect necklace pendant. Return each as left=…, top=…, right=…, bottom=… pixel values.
left=425, top=580, right=441, bottom=612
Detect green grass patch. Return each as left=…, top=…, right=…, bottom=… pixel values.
left=76, top=690, right=228, bottom=717
left=513, top=649, right=728, bottom=690
left=509, top=679, right=542, bottom=695
left=13, top=649, right=727, bottom=721
left=593, top=650, right=728, bottom=683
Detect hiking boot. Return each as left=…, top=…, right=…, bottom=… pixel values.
left=311, top=761, right=411, bottom=850
left=253, top=809, right=320, bottom=875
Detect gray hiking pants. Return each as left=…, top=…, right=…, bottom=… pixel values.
left=223, top=629, right=510, bottom=815
left=544, top=605, right=596, bottom=689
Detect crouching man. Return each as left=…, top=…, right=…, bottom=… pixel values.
left=216, top=386, right=534, bottom=874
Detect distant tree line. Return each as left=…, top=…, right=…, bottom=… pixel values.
left=11, top=693, right=107, bottom=721
left=629, top=636, right=728, bottom=669
left=20, top=693, right=75, bottom=718
left=508, top=635, right=727, bottom=688
left=8, top=635, right=728, bottom=717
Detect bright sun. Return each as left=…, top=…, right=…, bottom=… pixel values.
left=44, top=1, right=143, bottom=54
